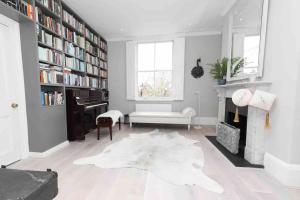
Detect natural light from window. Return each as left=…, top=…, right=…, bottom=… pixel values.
left=137, top=42, right=173, bottom=98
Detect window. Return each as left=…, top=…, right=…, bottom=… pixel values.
left=137, top=42, right=173, bottom=99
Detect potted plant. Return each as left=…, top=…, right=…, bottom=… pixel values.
left=208, top=57, right=228, bottom=85
left=209, top=57, right=244, bottom=85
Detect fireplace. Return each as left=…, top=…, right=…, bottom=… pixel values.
left=215, top=82, right=272, bottom=165
left=225, top=98, right=248, bottom=158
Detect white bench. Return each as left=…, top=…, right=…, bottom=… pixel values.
left=129, top=107, right=196, bottom=130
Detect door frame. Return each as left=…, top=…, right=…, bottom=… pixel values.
left=0, top=14, right=29, bottom=160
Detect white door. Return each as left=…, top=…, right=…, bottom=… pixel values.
left=0, top=15, right=25, bottom=165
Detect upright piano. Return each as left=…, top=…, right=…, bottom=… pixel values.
left=66, top=89, right=108, bottom=141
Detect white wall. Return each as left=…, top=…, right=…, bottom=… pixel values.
left=108, top=35, right=222, bottom=123
left=262, top=0, right=300, bottom=165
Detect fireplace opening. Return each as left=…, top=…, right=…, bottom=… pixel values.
left=225, top=98, right=248, bottom=158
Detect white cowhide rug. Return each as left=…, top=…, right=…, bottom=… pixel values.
left=74, top=129, right=224, bottom=193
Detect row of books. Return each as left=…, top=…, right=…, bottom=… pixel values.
left=38, top=46, right=63, bottom=65
left=100, top=70, right=107, bottom=78
left=85, top=28, right=99, bottom=45
left=40, top=69, right=64, bottom=85
left=64, top=41, right=84, bottom=60
left=98, top=50, right=107, bottom=61
left=100, top=79, right=107, bottom=89
left=40, top=91, right=64, bottom=106
left=100, top=40, right=107, bottom=52
left=1, top=0, right=35, bottom=19
left=86, top=53, right=98, bottom=66
left=64, top=71, right=87, bottom=87
left=62, top=26, right=85, bottom=49
left=37, top=26, right=62, bottom=50
left=86, top=64, right=99, bottom=76
left=36, top=0, right=61, bottom=17
left=99, top=60, right=107, bottom=69
left=65, top=56, right=85, bottom=71
left=36, top=7, right=61, bottom=35
left=85, top=40, right=97, bottom=55
left=87, top=76, right=98, bottom=88
left=62, top=9, right=84, bottom=34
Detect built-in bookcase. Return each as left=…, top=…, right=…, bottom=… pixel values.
left=31, top=0, right=108, bottom=107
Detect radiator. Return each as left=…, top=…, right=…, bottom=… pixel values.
left=216, top=122, right=240, bottom=154
left=135, top=104, right=172, bottom=112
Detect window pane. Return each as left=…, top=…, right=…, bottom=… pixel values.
left=154, top=71, right=172, bottom=97
left=137, top=72, right=154, bottom=97
left=155, top=42, right=173, bottom=70
left=244, top=35, right=260, bottom=69
left=138, top=43, right=155, bottom=71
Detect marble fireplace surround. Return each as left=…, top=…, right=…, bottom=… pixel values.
left=215, top=81, right=272, bottom=165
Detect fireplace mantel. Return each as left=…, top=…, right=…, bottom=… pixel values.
left=215, top=81, right=272, bottom=165
left=214, top=81, right=272, bottom=89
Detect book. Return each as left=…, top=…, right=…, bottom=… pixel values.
left=40, top=90, right=64, bottom=106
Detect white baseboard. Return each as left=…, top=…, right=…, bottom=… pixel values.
left=264, top=153, right=300, bottom=188
left=29, top=141, right=69, bottom=158
left=192, top=117, right=217, bottom=126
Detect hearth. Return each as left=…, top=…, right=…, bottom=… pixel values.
left=225, top=98, right=248, bottom=158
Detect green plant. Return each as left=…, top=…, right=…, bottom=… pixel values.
left=208, top=57, right=228, bottom=80
left=208, top=57, right=244, bottom=80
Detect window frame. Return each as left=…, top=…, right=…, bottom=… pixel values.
left=135, top=40, right=174, bottom=101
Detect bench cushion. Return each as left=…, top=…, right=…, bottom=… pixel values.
left=96, top=110, right=123, bottom=126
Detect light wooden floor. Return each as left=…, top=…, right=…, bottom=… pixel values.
left=11, top=125, right=300, bottom=200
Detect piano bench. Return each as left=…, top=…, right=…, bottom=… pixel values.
left=97, top=117, right=121, bottom=140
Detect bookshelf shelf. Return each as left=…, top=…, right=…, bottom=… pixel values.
left=65, top=85, right=91, bottom=89
left=35, top=0, right=61, bottom=19
left=63, top=38, right=84, bottom=49
left=62, top=20, right=84, bottom=36
left=39, top=59, right=63, bottom=67
left=41, top=104, right=65, bottom=108
left=40, top=83, right=65, bottom=87
left=87, top=73, right=99, bottom=78
left=85, top=36, right=98, bottom=47
left=64, top=67, right=85, bottom=73
left=64, top=52, right=85, bottom=62
left=37, top=23, right=62, bottom=37
left=38, top=41, right=63, bottom=53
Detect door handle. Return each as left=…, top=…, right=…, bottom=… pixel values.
left=11, top=103, right=19, bottom=109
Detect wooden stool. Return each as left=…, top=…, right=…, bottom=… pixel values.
left=97, top=117, right=121, bottom=140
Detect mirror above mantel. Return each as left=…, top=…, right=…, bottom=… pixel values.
left=225, top=0, right=270, bottom=82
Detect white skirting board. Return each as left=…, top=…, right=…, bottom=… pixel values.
left=192, top=117, right=218, bottom=126
left=264, top=153, right=300, bottom=188
left=29, top=141, right=69, bottom=158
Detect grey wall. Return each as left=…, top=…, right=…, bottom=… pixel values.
left=0, top=6, right=68, bottom=153
left=19, top=19, right=68, bottom=153
left=108, top=35, right=221, bottom=120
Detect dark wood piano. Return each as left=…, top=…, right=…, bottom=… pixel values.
left=66, top=88, right=109, bottom=141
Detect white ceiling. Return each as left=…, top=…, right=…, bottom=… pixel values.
left=63, top=0, right=236, bottom=40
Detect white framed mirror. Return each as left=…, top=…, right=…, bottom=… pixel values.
left=226, top=0, right=269, bottom=81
